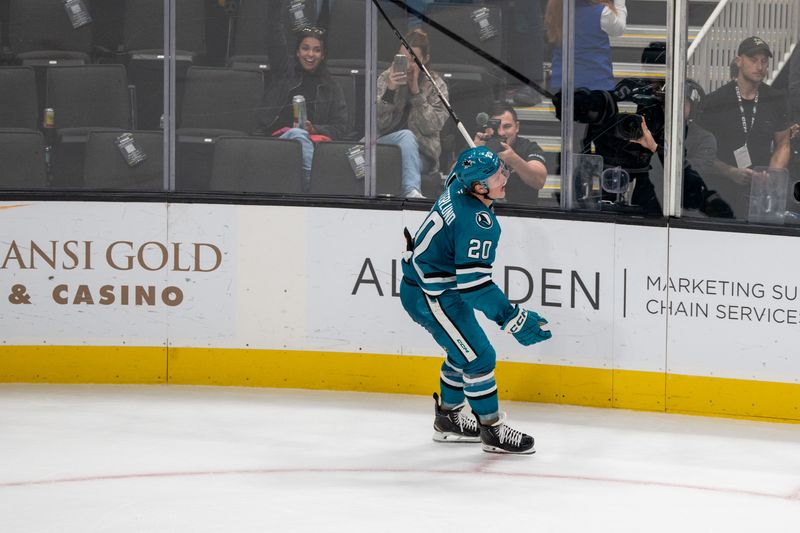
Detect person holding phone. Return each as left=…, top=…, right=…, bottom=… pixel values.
left=377, top=28, right=449, bottom=198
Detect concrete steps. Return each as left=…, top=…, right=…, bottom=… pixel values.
left=511, top=0, right=718, bottom=160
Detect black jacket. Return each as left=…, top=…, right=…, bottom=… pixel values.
left=257, top=61, right=349, bottom=140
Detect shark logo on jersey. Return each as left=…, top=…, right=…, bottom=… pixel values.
left=476, top=211, right=493, bottom=229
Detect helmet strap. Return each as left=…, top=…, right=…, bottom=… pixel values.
left=471, top=183, right=495, bottom=204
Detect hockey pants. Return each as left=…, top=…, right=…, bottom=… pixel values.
left=400, top=279, right=499, bottom=421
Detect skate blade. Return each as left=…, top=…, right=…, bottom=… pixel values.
left=432, top=431, right=481, bottom=443
left=481, top=443, right=536, bottom=455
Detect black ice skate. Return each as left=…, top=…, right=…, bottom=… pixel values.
left=432, top=393, right=481, bottom=443
left=478, top=413, right=535, bottom=454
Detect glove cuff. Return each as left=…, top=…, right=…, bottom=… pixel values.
left=501, top=305, right=528, bottom=334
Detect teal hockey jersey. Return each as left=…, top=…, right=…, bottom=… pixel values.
left=402, top=182, right=516, bottom=326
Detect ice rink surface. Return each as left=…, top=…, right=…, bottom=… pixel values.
left=1, top=384, right=799, bottom=532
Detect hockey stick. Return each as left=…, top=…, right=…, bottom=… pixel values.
left=370, top=0, right=476, bottom=149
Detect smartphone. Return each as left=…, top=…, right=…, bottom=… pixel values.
left=392, top=53, right=408, bottom=74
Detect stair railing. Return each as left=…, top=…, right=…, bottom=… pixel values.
left=687, top=0, right=799, bottom=92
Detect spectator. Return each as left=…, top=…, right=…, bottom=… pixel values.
left=473, top=103, right=547, bottom=200
left=643, top=80, right=734, bottom=218
left=788, top=46, right=800, bottom=189
left=546, top=0, right=627, bottom=92
left=257, top=26, right=349, bottom=190
left=684, top=80, right=718, bottom=181
left=790, top=44, right=800, bottom=120
left=695, top=36, right=791, bottom=218
left=546, top=0, right=627, bottom=167
left=377, top=28, right=449, bottom=198
left=616, top=85, right=733, bottom=218
left=603, top=46, right=730, bottom=217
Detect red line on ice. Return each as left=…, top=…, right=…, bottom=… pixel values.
left=0, top=467, right=796, bottom=502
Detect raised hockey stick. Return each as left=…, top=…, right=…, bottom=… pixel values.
left=370, top=0, right=476, bottom=149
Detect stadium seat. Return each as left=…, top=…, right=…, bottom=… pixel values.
left=228, top=2, right=270, bottom=71
left=309, top=141, right=402, bottom=196
left=176, top=67, right=265, bottom=190
left=45, top=64, right=132, bottom=187
left=209, top=136, right=304, bottom=194
left=83, top=130, right=163, bottom=190
left=122, top=0, right=206, bottom=130
left=7, top=0, right=94, bottom=113
left=7, top=0, right=93, bottom=65
left=123, top=0, right=205, bottom=55
left=46, top=64, right=131, bottom=133
left=423, top=3, right=504, bottom=166
left=0, top=66, right=39, bottom=131
left=227, top=0, right=279, bottom=74
left=0, top=129, right=48, bottom=189
left=178, top=67, right=264, bottom=135
left=423, top=2, right=503, bottom=77
left=326, top=0, right=406, bottom=71
left=323, top=0, right=408, bottom=140
left=330, top=73, right=358, bottom=139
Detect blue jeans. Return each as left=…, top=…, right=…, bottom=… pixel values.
left=280, top=127, right=313, bottom=190
left=378, top=129, right=422, bottom=196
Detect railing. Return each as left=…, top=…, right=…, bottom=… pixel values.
left=687, top=0, right=799, bottom=92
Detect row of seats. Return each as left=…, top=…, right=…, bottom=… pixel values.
left=1, top=0, right=205, bottom=63
left=1, top=64, right=266, bottom=186
left=0, top=1, right=507, bottom=192
left=0, top=0, right=506, bottom=133
left=0, top=130, right=403, bottom=195
left=0, top=58, right=357, bottom=133
left=0, top=1, right=504, bottom=72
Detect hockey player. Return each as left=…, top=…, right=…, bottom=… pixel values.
left=399, top=146, right=553, bottom=455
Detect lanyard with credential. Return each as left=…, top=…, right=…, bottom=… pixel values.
left=734, top=83, right=759, bottom=139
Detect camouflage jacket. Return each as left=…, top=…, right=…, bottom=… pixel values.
left=376, top=67, right=449, bottom=171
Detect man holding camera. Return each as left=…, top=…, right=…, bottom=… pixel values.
left=473, top=104, right=548, bottom=202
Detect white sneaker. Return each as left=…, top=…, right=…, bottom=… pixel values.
left=405, top=189, right=425, bottom=199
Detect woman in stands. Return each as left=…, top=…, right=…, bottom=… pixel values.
left=258, top=27, right=349, bottom=191
left=545, top=0, right=628, bottom=192
left=545, top=0, right=627, bottom=91
left=376, top=28, right=449, bottom=198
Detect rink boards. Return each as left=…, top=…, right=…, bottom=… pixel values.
left=1, top=201, right=799, bottom=422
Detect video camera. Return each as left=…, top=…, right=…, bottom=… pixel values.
left=552, top=78, right=665, bottom=138
left=552, top=77, right=666, bottom=173
left=475, top=112, right=504, bottom=154
left=552, top=41, right=669, bottom=175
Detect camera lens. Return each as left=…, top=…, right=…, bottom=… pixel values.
left=616, top=114, right=643, bottom=139
left=601, top=166, right=630, bottom=194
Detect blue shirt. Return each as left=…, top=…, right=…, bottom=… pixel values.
left=550, top=1, right=615, bottom=91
